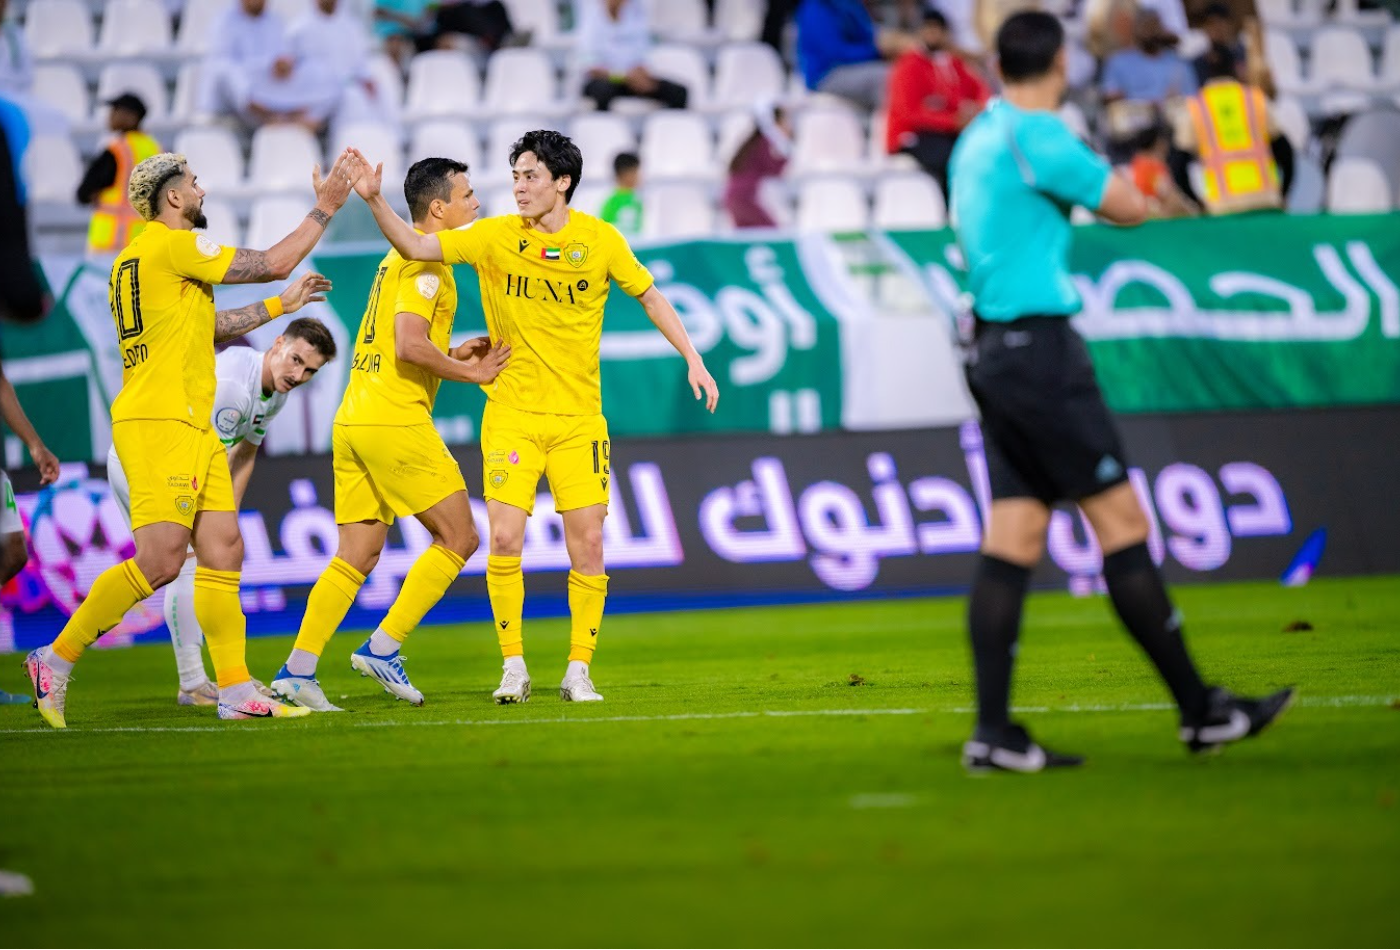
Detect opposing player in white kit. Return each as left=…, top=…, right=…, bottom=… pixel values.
left=107, top=303, right=338, bottom=705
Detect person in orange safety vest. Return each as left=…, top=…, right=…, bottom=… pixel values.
left=76, top=92, right=162, bottom=253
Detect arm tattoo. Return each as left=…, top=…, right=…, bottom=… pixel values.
left=222, top=248, right=275, bottom=284
left=213, top=300, right=272, bottom=343
left=307, top=208, right=331, bottom=229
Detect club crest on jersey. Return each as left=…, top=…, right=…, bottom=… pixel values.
left=489, top=469, right=508, bottom=488
left=541, top=247, right=560, bottom=262
left=564, top=242, right=589, bottom=268
left=416, top=274, right=440, bottom=299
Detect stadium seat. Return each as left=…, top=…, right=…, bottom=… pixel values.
left=788, top=107, right=866, bottom=176
left=1334, top=108, right=1400, bottom=196
left=197, top=197, right=242, bottom=246
left=1264, top=31, right=1316, bottom=96
left=650, top=0, right=709, bottom=42
left=97, top=0, right=174, bottom=56
left=872, top=174, right=947, bottom=230
left=1309, top=27, right=1377, bottom=91
left=1287, top=153, right=1325, bottom=213
left=482, top=48, right=565, bottom=117
left=268, top=0, right=311, bottom=23
left=795, top=178, right=870, bottom=232
left=714, top=0, right=764, bottom=41
left=641, top=183, right=714, bottom=238
left=94, top=63, right=169, bottom=121
left=31, top=65, right=90, bottom=126
left=330, top=121, right=406, bottom=191
left=639, top=111, right=716, bottom=180
left=481, top=186, right=518, bottom=217
left=716, top=110, right=756, bottom=168
left=407, top=120, right=484, bottom=172
left=712, top=43, right=787, bottom=112
left=21, top=135, right=83, bottom=202
left=865, top=112, right=921, bottom=172
left=170, top=62, right=201, bottom=121
left=568, top=113, right=637, bottom=178
left=1329, top=0, right=1391, bottom=26
left=173, top=126, right=244, bottom=192
left=23, top=0, right=94, bottom=58
left=476, top=115, right=558, bottom=189
left=1378, top=26, right=1400, bottom=92
left=646, top=44, right=713, bottom=112
left=1325, top=157, right=1393, bottom=212
left=1273, top=96, right=1311, bottom=150
left=366, top=54, right=405, bottom=124
left=247, top=125, right=323, bottom=194
left=246, top=195, right=312, bottom=247
left=405, top=51, right=483, bottom=122
left=569, top=183, right=610, bottom=216
left=502, top=0, right=567, bottom=49
left=1256, top=0, right=1319, bottom=28
left=175, top=0, right=224, bottom=54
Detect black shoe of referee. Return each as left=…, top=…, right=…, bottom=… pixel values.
left=962, top=723, right=1085, bottom=773
left=1180, top=686, right=1295, bottom=753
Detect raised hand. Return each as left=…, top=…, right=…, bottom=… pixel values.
left=279, top=272, right=333, bottom=315
left=313, top=149, right=358, bottom=212
left=347, top=148, right=383, bottom=201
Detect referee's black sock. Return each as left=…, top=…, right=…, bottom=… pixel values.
left=1102, top=542, right=1209, bottom=719
left=968, top=553, right=1032, bottom=732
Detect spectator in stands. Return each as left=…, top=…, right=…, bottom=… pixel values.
left=280, top=0, right=387, bottom=132
left=75, top=93, right=162, bottom=257
left=197, top=0, right=287, bottom=125
left=433, top=0, right=526, bottom=53
left=795, top=0, right=917, bottom=112
left=600, top=152, right=643, bottom=237
left=374, top=0, right=436, bottom=64
left=884, top=9, right=990, bottom=191
left=1121, top=119, right=1197, bottom=217
left=577, top=0, right=688, bottom=111
left=1192, top=4, right=1244, bottom=86
left=1169, top=48, right=1291, bottom=215
left=724, top=102, right=793, bottom=229
left=1102, top=10, right=1197, bottom=104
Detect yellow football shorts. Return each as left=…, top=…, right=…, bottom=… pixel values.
left=480, top=400, right=610, bottom=516
left=111, top=419, right=234, bottom=530
left=332, top=422, right=467, bottom=525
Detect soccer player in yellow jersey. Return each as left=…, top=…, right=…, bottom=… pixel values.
left=268, top=157, right=510, bottom=711
left=350, top=130, right=718, bottom=704
left=24, top=150, right=359, bottom=727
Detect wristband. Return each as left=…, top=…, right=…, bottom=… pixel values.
left=264, top=296, right=285, bottom=319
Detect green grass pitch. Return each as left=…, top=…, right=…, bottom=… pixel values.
left=3, top=575, right=1398, bottom=946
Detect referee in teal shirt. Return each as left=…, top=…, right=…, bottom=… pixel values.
left=947, top=11, right=1292, bottom=772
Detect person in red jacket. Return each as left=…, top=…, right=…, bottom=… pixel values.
left=884, top=9, right=990, bottom=191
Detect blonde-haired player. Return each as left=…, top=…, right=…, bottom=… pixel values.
left=350, top=131, right=718, bottom=704
left=269, top=157, right=509, bottom=711
left=25, top=150, right=359, bottom=727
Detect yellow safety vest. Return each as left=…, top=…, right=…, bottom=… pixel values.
left=1186, top=80, right=1281, bottom=216
left=87, top=130, right=162, bottom=252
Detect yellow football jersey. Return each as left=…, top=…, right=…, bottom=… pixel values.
left=335, top=240, right=458, bottom=427
left=108, top=222, right=236, bottom=428
left=439, top=210, right=653, bottom=416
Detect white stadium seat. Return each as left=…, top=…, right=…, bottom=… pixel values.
left=650, top=0, right=709, bottom=42
left=796, top=178, right=869, bottom=232
left=639, top=111, right=715, bottom=180
left=94, top=63, right=169, bottom=121
left=1273, top=96, right=1311, bottom=150
left=716, top=110, right=757, bottom=167
left=641, top=183, right=714, bottom=239
left=170, top=62, right=202, bottom=121
left=714, top=0, right=764, bottom=41
left=569, top=113, right=638, bottom=177
left=173, top=126, right=244, bottom=192
left=503, top=0, right=565, bottom=47
left=22, top=135, right=83, bottom=202
left=482, top=48, right=564, bottom=116
left=1377, top=26, right=1400, bottom=92
left=98, top=0, right=174, bottom=56
left=872, top=174, right=947, bottom=230
left=246, top=195, right=311, bottom=248
left=24, top=0, right=94, bottom=58
left=405, top=51, right=482, bottom=121
left=1326, top=157, right=1393, bottom=212
left=1309, top=27, right=1377, bottom=91
left=646, top=44, right=712, bottom=111
left=1287, top=154, right=1325, bottom=213
left=569, top=183, right=611, bottom=217
left=330, top=121, right=405, bottom=191
left=408, top=121, right=483, bottom=172
left=175, top=0, right=224, bottom=53
left=247, top=125, right=323, bottom=194
left=197, top=198, right=242, bottom=247
left=1264, top=31, right=1315, bottom=96
left=268, top=0, right=310, bottom=23
left=788, top=107, right=866, bottom=175
left=1256, top=0, right=1319, bottom=28
left=476, top=115, right=559, bottom=189
left=366, top=54, right=405, bottom=123
left=713, top=43, right=786, bottom=111
left=32, top=65, right=90, bottom=126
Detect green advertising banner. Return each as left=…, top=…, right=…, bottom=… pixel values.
left=884, top=213, right=1400, bottom=413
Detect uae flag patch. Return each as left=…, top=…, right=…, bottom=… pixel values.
left=541, top=247, right=561, bottom=261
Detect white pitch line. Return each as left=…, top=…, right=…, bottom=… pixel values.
left=0, top=695, right=1392, bottom=736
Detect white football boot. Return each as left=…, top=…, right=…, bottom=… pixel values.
left=271, top=665, right=344, bottom=712
left=177, top=681, right=219, bottom=707
left=492, top=667, right=531, bottom=704
left=350, top=641, right=425, bottom=705
left=24, top=648, right=69, bottom=729
left=559, top=667, right=604, bottom=702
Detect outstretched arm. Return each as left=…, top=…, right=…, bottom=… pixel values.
left=221, top=152, right=359, bottom=283
left=213, top=272, right=331, bottom=343
left=635, top=284, right=719, bottom=413
left=347, top=149, right=444, bottom=262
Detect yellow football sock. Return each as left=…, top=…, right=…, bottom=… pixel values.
left=193, top=566, right=250, bottom=688
left=487, top=554, right=525, bottom=658
left=567, top=570, right=608, bottom=664
left=52, top=560, right=154, bottom=663
left=380, top=544, right=465, bottom=643
left=293, top=557, right=367, bottom=657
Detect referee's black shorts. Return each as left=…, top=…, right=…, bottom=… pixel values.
left=963, top=315, right=1131, bottom=506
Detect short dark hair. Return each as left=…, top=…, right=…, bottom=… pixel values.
left=404, top=157, right=469, bottom=222
left=1201, top=2, right=1232, bottom=20
left=510, top=129, right=583, bottom=202
left=613, top=151, right=640, bottom=177
left=996, top=10, right=1065, bottom=83
left=282, top=317, right=337, bottom=361
left=1201, top=41, right=1240, bottom=81
left=923, top=8, right=948, bottom=28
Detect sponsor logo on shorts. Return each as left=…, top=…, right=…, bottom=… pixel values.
left=564, top=242, right=588, bottom=268
left=508, top=451, right=519, bottom=465
left=175, top=495, right=195, bottom=516
left=489, top=470, right=508, bottom=488
left=167, top=474, right=194, bottom=491
left=487, top=450, right=508, bottom=465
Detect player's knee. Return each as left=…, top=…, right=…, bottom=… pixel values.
left=573, top=525, right=605, bottom=573
left=141, top=554, right=185, bottom=589
left=490, top=524, right=524, bottom=556
left=435, top=522, right=477, bottom=560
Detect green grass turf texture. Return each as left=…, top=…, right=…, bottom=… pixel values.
left=2, top=575, right=1397, bottom=947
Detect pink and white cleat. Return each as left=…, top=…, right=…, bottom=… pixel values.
left=24, top=649, right=69, bottom=729
left=217, top=695, right=313, bottom=721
